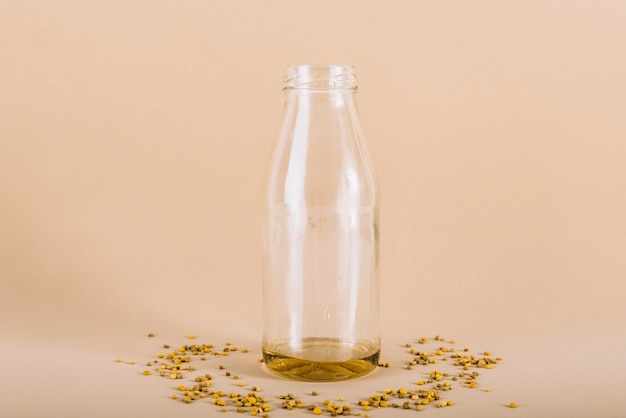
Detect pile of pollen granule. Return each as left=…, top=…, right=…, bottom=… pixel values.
left=115, top=334, right=517, bottom=416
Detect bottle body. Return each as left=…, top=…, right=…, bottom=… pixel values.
left=262, top=65, right=380, bottom=381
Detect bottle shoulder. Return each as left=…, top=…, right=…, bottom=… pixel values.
left=266, top=147, right=377, bottom=207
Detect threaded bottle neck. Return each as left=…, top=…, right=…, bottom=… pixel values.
left=283, top=64, right=357, bottom=91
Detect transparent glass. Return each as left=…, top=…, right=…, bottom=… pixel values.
left=262, top=64, right=380, bottom=381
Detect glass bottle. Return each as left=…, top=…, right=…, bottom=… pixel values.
left=262, top=64, right=380, bottom=381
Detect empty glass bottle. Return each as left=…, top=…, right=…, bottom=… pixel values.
left=262, top=64, right=380, bottom=381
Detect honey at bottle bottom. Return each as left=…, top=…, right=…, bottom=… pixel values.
left=262, top=339, right=380, bottom=382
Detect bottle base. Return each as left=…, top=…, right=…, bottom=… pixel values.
left=262, top=338, right=380, bottom=382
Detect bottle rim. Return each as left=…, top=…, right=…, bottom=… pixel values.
left=283, top=64, right=357, bottom=91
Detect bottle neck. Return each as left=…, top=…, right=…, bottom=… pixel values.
left=283, top=64, right=357, bottom=92
left=284, top=89, right=357, bottom=106
left=282, top=88, right=359, bottom=136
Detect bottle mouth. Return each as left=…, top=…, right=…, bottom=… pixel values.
left=283, top=64, right=357, bottom=91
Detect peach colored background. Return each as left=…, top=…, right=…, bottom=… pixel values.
left=1, top=1, right=625, bottom=417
